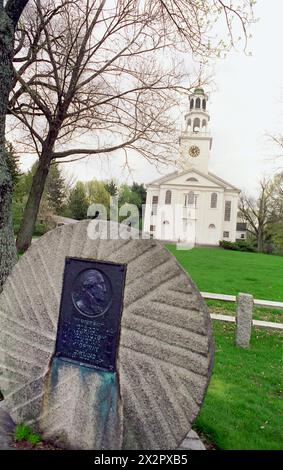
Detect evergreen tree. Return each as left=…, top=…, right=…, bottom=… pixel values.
left=5, top=142, right=22, bottom=188
left=131, top=182, right=146, bottom=204
left=104, top=180, right=118, bottom=197
left=45, top=164, right=67, bottom=215
left=118, top=184, right=141, bottom=207
left=131, top=182, right=146, bottom=216
left=67, top=182, right=89, bottom=220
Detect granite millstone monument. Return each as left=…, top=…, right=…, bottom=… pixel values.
left=0, top=221, right=213, bottom=449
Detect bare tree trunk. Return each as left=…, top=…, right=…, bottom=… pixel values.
left=16, top=152, right=52, bottom=252
left=257, top=227, right=264, bottom=253
left=0, top=9, right=17, bottom=291
left=16, top=123, right=60, bottom=252
left=0, top=151, right=17, bottom=289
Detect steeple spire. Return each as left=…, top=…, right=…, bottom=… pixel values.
left=178, top=88, right=212, bottom=173
left=186, top=87, right=209, bottom=132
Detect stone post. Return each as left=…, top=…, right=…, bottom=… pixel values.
left=236, top=293, right=254, bottom=348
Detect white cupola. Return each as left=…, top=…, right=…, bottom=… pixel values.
left=179, top=88, right=213, bottom=173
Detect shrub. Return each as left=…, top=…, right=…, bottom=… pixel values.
left=28, top=433, right=41, bottom=445
left=14, top=423, right=41, bottom=446
left=14, top=423, right=31, bottom=442
left=219, top=240, right=239, bottom=251
left=34, top=222, right=47, bottom=236
left=236, top=240, right=256, bottom=252
left=219, top=240, right=256, bottom=252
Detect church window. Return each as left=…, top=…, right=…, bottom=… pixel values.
left=190, top=99, right=194, bottom=110
left=150, top=225, right=156, bottom=231
left=152, top=196, right=158, bottom=215
left=202, top=119, right=207, bottom=128
left=186, top=177, right=198, bottom=182
left=187, top=118, right=192, bottom=127
left=223, top=231, right=229, bottom=238
left=237, top=222, right=247, bottom=231
left=224, top=201, right=231, bottom=221
left=211, top=193, right=217, bottom=208
left=202, top=99, right=206, bottom=110
left=185, top=191, right=195, bottom=206
left=196, top=98, right=201, bottom=109
left=193, top=118, right=200, bottom=131
left=165, top=190, right=172, bottom=205
left=209, top=224, right=215, bottom=229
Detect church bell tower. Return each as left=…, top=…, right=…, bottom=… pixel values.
left=179, top=88, right=212, bottom=174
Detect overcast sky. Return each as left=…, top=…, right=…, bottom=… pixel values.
left=21, top=0, right=283, bottom=195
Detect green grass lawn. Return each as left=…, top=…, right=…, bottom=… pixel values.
left=194, top=322, right=283, bottom=450
left=167, top=246, right=283, bottom=322
left=167, top=246, right=283, bottom=301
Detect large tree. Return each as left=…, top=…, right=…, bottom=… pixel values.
left=8, top=0, right=254, bottom=252
left=0, top=0, right=29, bottom=290
left=265, top=172, right=283, bottom=254
left=239, top=178, right=274, bottom=253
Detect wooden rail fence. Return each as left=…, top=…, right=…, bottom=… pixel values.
left=200, top=292, right=283, bottom=344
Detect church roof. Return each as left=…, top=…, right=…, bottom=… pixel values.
left=146, top=170, right=179, bottom=186
left=146, top=168, right=240, bottom=192
left=207, top=171, right=240, bottom=191
left=194, top=87, right=204, bottom=94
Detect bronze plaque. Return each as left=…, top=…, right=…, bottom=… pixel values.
left=55, top=257, right=127, bottom=372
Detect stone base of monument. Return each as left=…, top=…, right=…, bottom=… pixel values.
left=0, top=406, right=206, bottom=451
left=40, top=358, right=123, bottom=449
left=0, top=221, right=213, bottom=450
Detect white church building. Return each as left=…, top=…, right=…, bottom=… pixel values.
left=143, top=88, right=241, bottom=246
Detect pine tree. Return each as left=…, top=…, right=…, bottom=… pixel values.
left=5, top=142, right=22, bottom=188
left=131, top=182, right=146, bottom=204
left=104, top=180, right=118, bottom=197
left=45, top=164, right=67, bottom=215
left=68, top=182, right=89, bottom=220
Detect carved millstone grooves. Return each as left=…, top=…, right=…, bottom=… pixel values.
left=0, top=221, right=213, bottom=449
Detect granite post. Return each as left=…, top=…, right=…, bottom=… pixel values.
left=236, top=293, right=254, bottom=348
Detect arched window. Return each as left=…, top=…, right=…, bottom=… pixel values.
left=186, top=191, right=195, bottom=206
left=196, top=98, right=201, bottom=109
left=190, top=99, right=194, bottom=110
left=202, top=99, right=206, bottom=110
left=187, top=118, right=192, bottom=128
left=193, top=118, right=200, bottom=132
left=202, top=119, right=207, bottom=128
left=209, top=224, right=216, bottom=229
left=211, top=193, right=217, bottom=208
left=165, top=190, right=172, bottom=205
left=224, top=201, right=231, bottom=221
left=186, top=177, right=198, bottom=182
left=152, top=195, right=158, bottom=215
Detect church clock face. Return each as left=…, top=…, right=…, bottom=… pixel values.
left=189, top=145, right=200, bottom=158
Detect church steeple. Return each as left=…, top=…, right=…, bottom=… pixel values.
left=178, top=88, right=212, bottom=173
left=186, top=88, right=209, bottom=132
